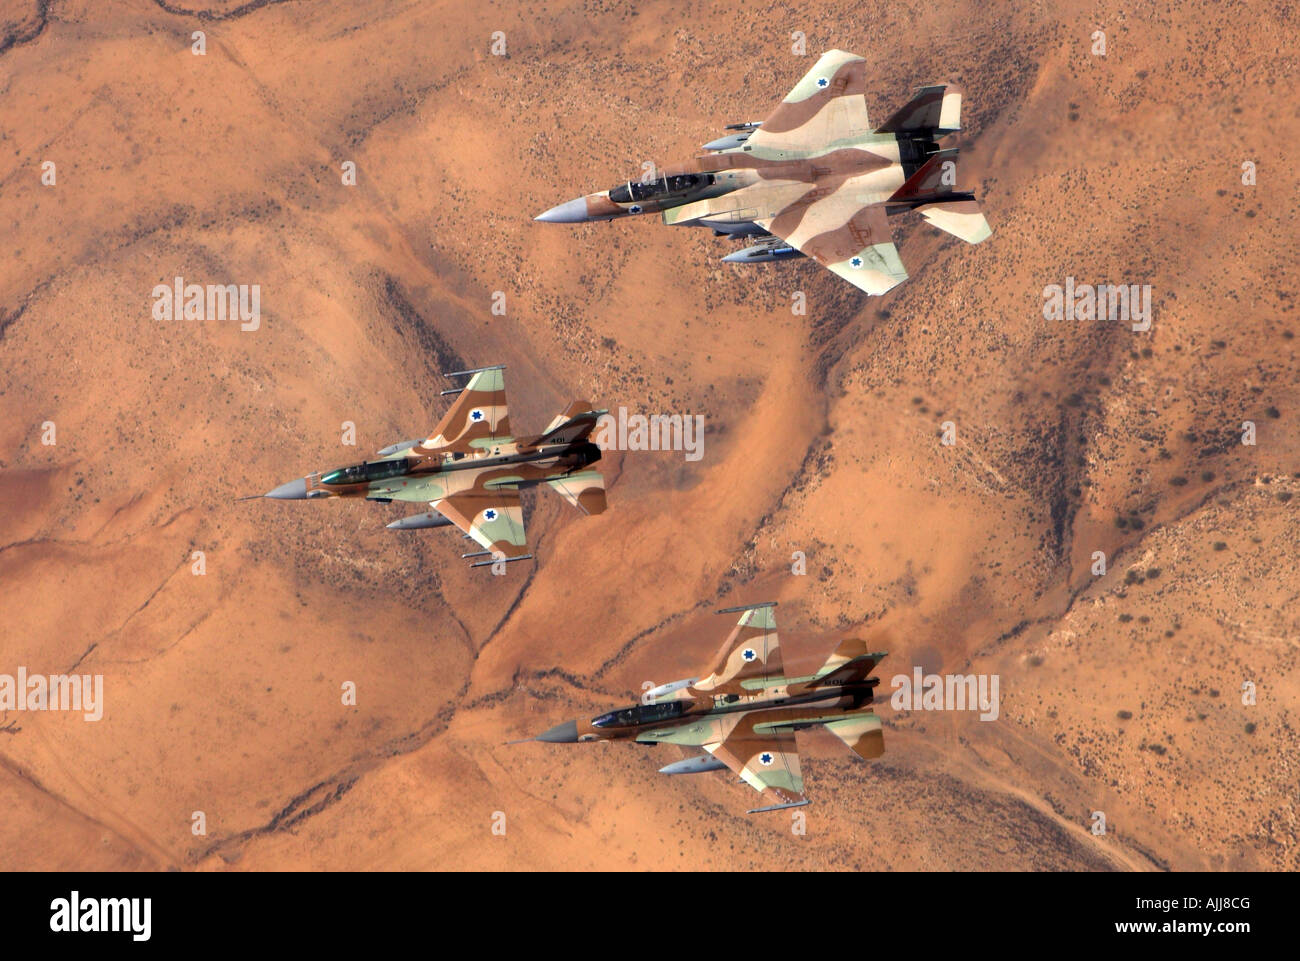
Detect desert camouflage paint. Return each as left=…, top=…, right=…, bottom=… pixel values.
left=263, top=367, right=607, bottom=567
left=530, top=603, right=886, bottom=813
left=537, top=49, right=992, bottom=296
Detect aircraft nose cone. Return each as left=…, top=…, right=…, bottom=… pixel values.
left=534, top=720, right=579, bottom=743
left=534, top=197, right=589, bottom=223
left=264, top=478, right=308, bottom=500
left=721, top=249, right=749, bottom=263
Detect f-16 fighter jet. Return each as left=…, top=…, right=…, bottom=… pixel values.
left=257, top=366, right=607, bottom=568
left=535, top=49, right=991, bottom=296
left=523, top=602, right=887, bottom=813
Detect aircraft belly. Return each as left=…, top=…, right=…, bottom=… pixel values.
left=665, top=182, right=808, bottom=226
left=482, top=472, right=527, bottom=489
left=636, top=715, right=736, bottom=746
left=382, top=477, right=449, bottom=502
left=385, top=466, right=531, bottom=502
left=752, top=701, right=855, bottom=732
left=438, top=473, right=475, bottom=497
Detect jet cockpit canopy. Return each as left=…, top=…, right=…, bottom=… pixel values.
left=320, top=459, right=411, bottom=486
left=608, top=173, right=712, bottom=204
left=591, top=700, right=687, bottom=729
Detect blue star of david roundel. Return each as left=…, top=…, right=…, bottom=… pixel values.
left=759, top=752, right=774, bottom=766
left=850, top=256, right=864, bottom=269
left=816, top=77, right=829, bottom=88
left=470, top=409, right=485, bottom=422
left=484, top=509, right=498, bottom=521
left=742, top=648, right=757, bottom=662
left=629, top=204, right=642, bottom=215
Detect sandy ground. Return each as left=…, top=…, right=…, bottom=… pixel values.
left=0, top=0, right=1296, bottom=870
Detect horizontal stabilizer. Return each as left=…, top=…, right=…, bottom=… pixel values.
left=546, top=469, right=607, bottom=515
left=824, top=712, right=885, bottom=760
left=917, top=199, right=992, bottom=244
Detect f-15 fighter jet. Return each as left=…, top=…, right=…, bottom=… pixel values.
left=535, top=49, right=991, bottom=295
left=523, top=602, right=887, bottom=813
left=257, top=366, right=606, bottom=568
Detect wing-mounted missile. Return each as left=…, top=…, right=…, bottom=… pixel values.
left=721, top=237, right=802, bottom=264
left=748, top=798, right=810, bottom=814
left=702, top=121, right=762, bottom=152
left=386, top=511, right=455, bottom=531
left=644, top=677, right=698, bottom=701
left=659, top=755, right=728, bottom=775
left=376, top=439, right=421, bottom=457
left=440, top=364, right=507, bottom=399
left=702, top=133, right=751, bottom=151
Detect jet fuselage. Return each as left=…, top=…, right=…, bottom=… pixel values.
left=537, top=677, right=879, bottom=743
left=536, top=130, right=941, bottom=233
left=264, top=439, right=602, bottom=503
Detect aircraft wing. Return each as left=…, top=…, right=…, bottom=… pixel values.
left=756, top=198, right=908, bottom=296
left=693, top=602, right=783, bottom=694
left=703, top=710, right=807, bottom=813
left=745, top=49, right=870, bottom=151
left=430, top=488, right=529, bottom=560
left=420, top=366, right=513, bottom=456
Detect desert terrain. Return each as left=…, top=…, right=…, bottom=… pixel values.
left=0, top=0, right=1296, bottom=871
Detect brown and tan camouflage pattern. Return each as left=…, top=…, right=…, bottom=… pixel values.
left=691, top=604, right=781, bottom=694
left=876, top=83, right=961, bottom=134
left=284, top=367, right=606, bottom=563
left=551, top=604, right=887, bottom=812
left=417, top=370, right=510, bottom=455
left=543, top=49, right=991, bottom=295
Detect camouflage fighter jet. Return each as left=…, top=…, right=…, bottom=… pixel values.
left=535, top=49, right=991, bottom=295
left=523, top=602, right=887, bottom=813
left=258, top=366, right=607, bottom=568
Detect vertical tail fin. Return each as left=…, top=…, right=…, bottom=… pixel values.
left=877, top=83, right=962, bottom=135
left=888, top=149, right=992, bottom=244
left=889, top=148, right=962, bottom=203
left=809, top=639, right=887, bottom=689
left=536, top=400, right=604, bottom=445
